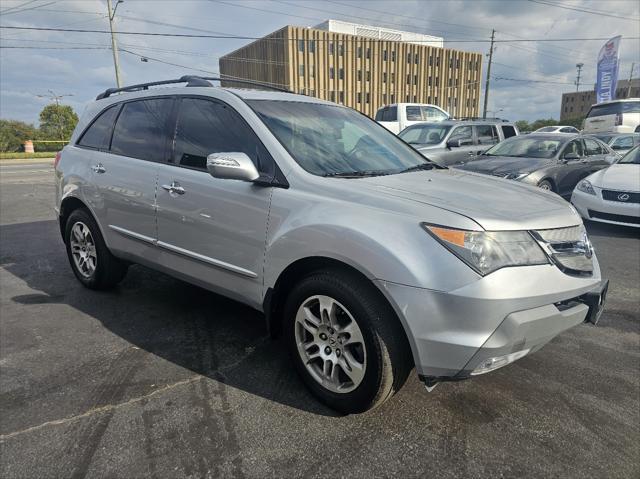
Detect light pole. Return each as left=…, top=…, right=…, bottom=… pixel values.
left=487, top=108, right=503, bottom=117
left=107, top=0, right=124, bottom=88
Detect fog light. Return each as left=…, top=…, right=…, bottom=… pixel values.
left=470, top=349, right=530, bottom=376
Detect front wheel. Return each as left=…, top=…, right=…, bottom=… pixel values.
left=284, top=270, right=412, bottom=414
left=537, top=179, right=554, bottom=191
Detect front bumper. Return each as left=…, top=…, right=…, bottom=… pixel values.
left=375, top=259, right=605, bottom=383
left=571, top=188, right=640, bottom=227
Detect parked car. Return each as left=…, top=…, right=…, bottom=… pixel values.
left=456, top=133, right=617, bottom=198
left=55, top=77, right=607, bottom=413
left=583, top=98, right=640, bottom=134
left=534, top=125, right=580, bottom=134
left=375, top=103, right=449, bottom=134
left=398, top=119, right=519, bottom=167
left=588, top=132, right=640, bottom=156
left=571, top=146, right=640, bottom=227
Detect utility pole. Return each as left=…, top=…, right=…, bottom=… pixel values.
left=627, top=63, right=635, bottom=97
left=482, top=29, right=495, bottom=119
left=575, top=63, right=584, bottom=92
left=107, top=0, right=123, bottom=88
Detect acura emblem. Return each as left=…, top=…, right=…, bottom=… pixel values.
left=618, top=193, right=630, bottom=201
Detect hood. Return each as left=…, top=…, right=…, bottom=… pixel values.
left=589, top=164, right=640, bottom=192
left=457, top=155, right=554, bottom=176
left=356, top=168, right=579, bottom=231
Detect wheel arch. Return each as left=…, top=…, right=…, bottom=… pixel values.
left=58, top=196, right=104, bottom=244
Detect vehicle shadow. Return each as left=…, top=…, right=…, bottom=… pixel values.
left=584, top=220, right=640, bottom=239
left=0, top=219, right=339, bottom=417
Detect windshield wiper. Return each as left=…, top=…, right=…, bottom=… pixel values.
left=323, top=170, right=390, bottom=178
left=399, top=162, right=443, bottom=173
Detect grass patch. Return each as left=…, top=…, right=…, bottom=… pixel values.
left=0, top=152, right=57, bottom=159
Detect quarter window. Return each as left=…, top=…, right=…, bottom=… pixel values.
left=110, top=98, right=174, bottom=162
left=78, top=105, right=119, bottom=150
left=172, top=98, right=273, bottom=174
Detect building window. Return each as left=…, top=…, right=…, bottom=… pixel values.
left=366, top=47, right=371, bottom=59
left=299, top=64, right=304, bottom=76
left=383, top=50, right=388, bottom=61
left=407, top=52, right=411, bottom=63
left=358, top=70, right=362, bottom=81
left=414, top=75, right=418, bottom=85
left=328, top=42, right=334, bottom=55
left=298, top=40, right=304, bottom=52
left=366, top=71, right=371, bottom=82
left=383, top=72, right=387, bottom=83
left=448, top=78, right=452, bottom=87
left=357, top=92, right=362, bottom=104
left=435, top=77, right=439, bottom=87
left=383, top=93, right=387, bottom=103
left=391, top=72, right=395, bottom=83
left=456, top=58, right=460, bottom=68
left=466, top=98, right=470, bottom=107
left=309, top=89, right=315, bottom=96
left=436, top=56, right=440, bottom=67
left=309, top=65, right=314, bottom=78
left=428, top=77, right=432, bottom=87
left=309, top=40, right=315, bottom=53
left=339, top=44, right=344, bottom=56
left=391, top=94, right=395, bottom=103
left=434, top=96, right=438, bottom=104
left=448, top=58, right=453, bottom=68
left=339, top=68, right=344, bottom=79
left=339, top=91, right=344, bottom=103
left=366, top=92, right=370, bottom=104
left=330, top=91, right=335, bottom=102
left=391, top=51, right=396, bottom=62
left=415, top=54, right=419, bottom=64
left=429, top=56, right=433, bottom=66
left=357, top=46, right=362, bottom=58
left=413, top=95, right=417, bottom=102
left=427, top=96, right=431, bottom=103
left=406, top=94, right=410, bottom=102
left=329, top=67, right=334, bottom=79
left=407, top=74, right=411, bottom=85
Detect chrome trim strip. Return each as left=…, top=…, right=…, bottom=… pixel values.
left=108, top=225, right=156, bottom=244
left=156, top=241, right=257, bottom=278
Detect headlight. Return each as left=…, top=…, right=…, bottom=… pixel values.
left=576, top=179, right=596, bottom=195
left=422, top=224, right=548, bottom=275
left=504, top=172, right=528, bottom=180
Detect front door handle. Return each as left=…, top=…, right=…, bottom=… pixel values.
left=92, top=163, right=106, bottom=174
left=161, top=181, right=185, bottom=196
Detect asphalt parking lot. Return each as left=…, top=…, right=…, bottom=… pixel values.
left=1, top=160, right=638, bottom=478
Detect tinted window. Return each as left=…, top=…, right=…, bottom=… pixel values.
left=374, top=108, right=384, bottom=121
left=562, top=140, right=584, bottom=158
left=587, top=101, right=640, bottom=117
left=386, top=106, right=397, bottom=121
left=173, top=98, right=273, bottom=174
left=78, top=105, right=119, bottom=150
left=501, top=125, right=517, bottom=138
left=111, top=99, right=174, bottom=162
left=406, top=106, right=422, bottom=121
left=398, top=124, right=451, bottom=145
left=584, top=138, right=603, bottom=156
left=476, top=124, right=499, bottom=145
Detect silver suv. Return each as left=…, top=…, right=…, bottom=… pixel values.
left=55, top=77, right=608, bottom=414
left=398, top=119, right=520, bottom=167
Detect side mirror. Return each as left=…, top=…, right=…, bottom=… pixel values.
left=446, top=139, right=461, bottom=148
left=611, top=144, right=623, bottom=150
left=563, top=152, right=580, bottom=162
left=206, top=152, right=259, bottom=182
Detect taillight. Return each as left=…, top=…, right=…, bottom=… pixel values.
left=615, top=113, right=623, bottom=126
left=54, top=151, right=62, bottom=169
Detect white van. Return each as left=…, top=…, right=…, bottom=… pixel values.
left=583, top=98, right=640, bottom=134
left=375, top=103, right=449, bottom=134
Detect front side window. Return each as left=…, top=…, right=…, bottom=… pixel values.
left=248, top=100, right=431, bottom=176
left=173, top=98, right=273, bottom=175
left=398, top=124, right=451, bottom=145
left=449, top=126, right=473, bottom=142
left=562, top=139, right=584, bottom=158
left=110, top=98, right=174, bottom=162
left=584, top=138, right=603, bottom=156
left=406, top=106, right=422, bottom=121
left=78, top=105, right=120, bottom=150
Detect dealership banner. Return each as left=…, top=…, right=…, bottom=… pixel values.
left=595, top=35, right=621, bottom=103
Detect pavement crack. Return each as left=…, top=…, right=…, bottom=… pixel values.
left=0, top=376, right=201, bottom=441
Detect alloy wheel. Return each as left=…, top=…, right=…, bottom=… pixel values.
left=70, top=221, right=97, bottom=278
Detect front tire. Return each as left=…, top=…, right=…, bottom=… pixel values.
left=284, top=269, right=412, bottom=414
left=537, top=179, right=554, bottom=191
left=64, top=208, right=128, bottom=290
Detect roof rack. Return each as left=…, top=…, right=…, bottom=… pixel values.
left=455, top=117, right=510, bottom=122
left=96, top=75, right=291, bottom=100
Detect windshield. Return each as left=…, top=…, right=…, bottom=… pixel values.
left=484, top=136, right=564, bottom=159
left=398, top=123, right=452, bottom=145
left=587, top=101, right=640, bottom=118
left=248, top=100, right=432, bottom=176
left=618, top=146, right=639, bottom=164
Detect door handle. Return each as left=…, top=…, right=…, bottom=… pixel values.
left=92, top=163, right=106, bottom=174
left=161, top=181, right=185, bottom=196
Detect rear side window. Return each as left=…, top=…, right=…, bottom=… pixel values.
left=78, top=105, right=119, bottom=150
left=422, top=106, right=447, bottom=121
left=584, top=138, right=603, bottom=156
left=385, top=106, right=397, bottom=121
left=560, top=127, right=578, bottom=133
left=173, top=98, right=273, bottom=175
left=111, top=99, right=174, bottom=162
left=374, top=108, right=384, bottom=121
left=501, top=125, right=517, bottom=138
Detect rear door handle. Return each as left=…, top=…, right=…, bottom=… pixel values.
left=161, top=181, right=185, bottom=196
left=92, top=163, right=106, bottom=174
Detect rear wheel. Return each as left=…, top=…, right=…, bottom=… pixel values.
left=284, top=269, right=412, bottom=414
left=537, top=179, right=554, bottom=191
left=64, top=208, right=128, bottom=290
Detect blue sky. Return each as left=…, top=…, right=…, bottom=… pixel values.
left=1, top=0, right=639, bottom=124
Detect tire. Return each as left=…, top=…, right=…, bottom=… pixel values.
left=537, top=179, right=554, bottom=192
left=284, top=269, right=412, bottom=414
left=64, top=208, right=128, bottom=290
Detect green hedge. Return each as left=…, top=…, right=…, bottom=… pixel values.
left=0, top=152, right=57, bottom=159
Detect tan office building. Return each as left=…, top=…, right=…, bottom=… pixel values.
left=219, top=20, right=483, bottom=118
left=560, top=78, right=640, bottom=121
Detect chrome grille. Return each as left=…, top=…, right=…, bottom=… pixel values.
left=531, top=225, right=593, bottom=276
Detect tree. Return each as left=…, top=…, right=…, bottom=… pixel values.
left=530, top=118, right=558, bottom=131
left=38, top=104, right=78, bottom=142
left=515, top=120, right=530, bottom=132
left=0, top=119, right=36, bottom=152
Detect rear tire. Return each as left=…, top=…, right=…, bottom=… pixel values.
left=537, top=179, right=554, bottom=192
left=64, top=208, right=128, bottom=290
left=284, top=269, right=412, bottom=414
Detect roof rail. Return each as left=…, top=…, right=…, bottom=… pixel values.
left=96, top=75, right=290, bottom=100
left=455, top=116, right=509, bottom=122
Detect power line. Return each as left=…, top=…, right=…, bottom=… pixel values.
left=0, top=0, right=40, bottom=15
left=1, top=25, right=636, bottom=43
left=0, top=0, right=58, bottom=16
left=527, top=0, right=640, bottom=22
